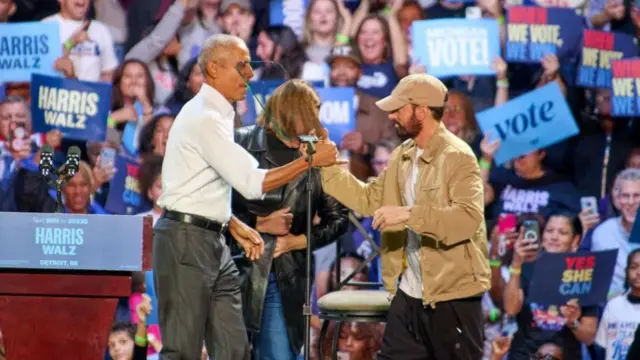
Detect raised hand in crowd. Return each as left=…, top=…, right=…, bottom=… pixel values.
left=256, top=207, right=293, bottom=236
left=131, top=86, right=153, bottom=116
left=67, top=20, right=91, bottom=52
left=408, top=61, right=427, bottom=75
left=110, top=105, right=138, bottom=124
left=229, top=216, right=265, bottom=261
left=492, top=56, right=508, bottom=81
left=490, top=335, right=512, bottom=360
left=477, top=0, right=503, bottom=19
left=480, top=132, right=500, bottom=164
left=578, top=208, right=600, bottom=237
left=54, top=56, right=75, bottom=78
left=560, top=298, right=582, bottom=327
left=340, top=131, right=367, bottom=154
left=335, top=0, right=353, bottom=44
left=540, top=54, right=560, bottom=83
left=135, top=293, right=162, bottom=353
left=45, top=129, right=63, bottom=149
left=604, top=0, right=626, bottom=21
left=274, top=233, right=307, bottom=258
left=91, top=155, right=117, bottom=193
left=512, top=228, right=539, bottom=267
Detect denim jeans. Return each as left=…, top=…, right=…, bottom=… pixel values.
left=253, top=273, right=297, bottom=360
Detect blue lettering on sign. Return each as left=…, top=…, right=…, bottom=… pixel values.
left=0, top=34, right=49, bottom=70
left=559, top=282, right=592, bottom=295
left=506, top=42, right=527, bottom=61
left=529, top=43, right=556, bottom=61
left=596, top=69, right=612, bottom=88
left=493, top=101, right=555, bottom=142
left=282, top=0, right=305, bottom=38
left=578, top=67, right=595, bottom=86
left=612, top=96, right=633, bottom=116
left=123, top=189, right=142, bottom=207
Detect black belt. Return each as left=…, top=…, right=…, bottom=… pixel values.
left=162, top=210, right=228, bottom=233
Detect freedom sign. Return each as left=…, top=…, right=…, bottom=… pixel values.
left=476, top=82, right=579, bottom=165
left=577, top=30, right=637, bottom=89
left=610, top=58, right=640, bottom=117
left=411, top=19, right=500, bottom=78
left=30, top=73, right=111, bottom=142
left=0, top=21, right=63, bottom=82
left=527, top=250, right=618, bottom=306
left=316, top=87, right=356, bottom=145
left=105, top=155, right=152, bottom=215
left=505, top=7, right=582, bottom=63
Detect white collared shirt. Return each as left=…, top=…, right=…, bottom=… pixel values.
left=157, top=83, right=267, bottom=222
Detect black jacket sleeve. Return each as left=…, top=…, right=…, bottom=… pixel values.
left=309, top=193, right=349, bottom=252
left=14, top=168, right=57, bottom=213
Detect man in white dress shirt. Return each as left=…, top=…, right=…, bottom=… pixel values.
left=152, top=34, right=340, bottom=360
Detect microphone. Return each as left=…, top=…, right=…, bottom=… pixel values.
left=39, top=144, right=54, bottom=177
left=64, top=146, right=81, bottom=177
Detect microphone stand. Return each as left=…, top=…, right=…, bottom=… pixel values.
left=44, top=169, right=74, bottom=214
left=40, top=148, right=81, bottom=214
left=300, top=138, right=317, bottom=360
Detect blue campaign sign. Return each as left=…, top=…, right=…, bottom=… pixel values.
left=30, top=73, right=111, bottom=142
left=505, top=7, right=582, bottom=63
left=476, top=82, right=579, bottom=165
left=105, top=155, right=152, bottom=215
left=527, top=250, right=618, bottom=306
left=269, top=0, right=310, bottom=38
left=0, top=22, right=63, bottom=82
left=243, top=79, right=325, bottom=125
left=610, top=58, right=640, bottom=117
left=316, top=87, right=356, bottom=144
left=0, top=212, right=144, bottom=271
left=630, top=208, right=640, bottom=244
left=577, top=30, right=637, bottom=89
left=412, top=19, right=500, bottom=78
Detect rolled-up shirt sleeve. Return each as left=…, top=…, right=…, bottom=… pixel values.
left=197, top=111, right=267, bottom=200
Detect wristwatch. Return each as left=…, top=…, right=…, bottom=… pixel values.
left=567, top=319, right=580, bottom=330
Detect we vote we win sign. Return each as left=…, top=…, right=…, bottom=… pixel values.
left=411, top=19, right=500, bottom=78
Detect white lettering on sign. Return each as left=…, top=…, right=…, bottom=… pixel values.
left=37, top=86, right=99, bottom=130
left=320, top=101, right=350, bottom=125
left=282, top=0, right=305, bottom=39
left=425, top=27, right=490, bottom=68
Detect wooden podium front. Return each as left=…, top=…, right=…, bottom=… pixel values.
left=0, top=214, right=153, bottom=360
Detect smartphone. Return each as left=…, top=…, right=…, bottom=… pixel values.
left=522, top=220, right=540, bottom=246
left=466, top=6, right=482, bottom=19
left=99, top=147, right=116, bottom=169
left=337, top=351, right=351, bottom=360
left=9, top=121, right=28, bottom=152
left=580, top=196, right=598, bottom=215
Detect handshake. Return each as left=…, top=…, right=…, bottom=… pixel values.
left=299, top=129, right=347, bottom=168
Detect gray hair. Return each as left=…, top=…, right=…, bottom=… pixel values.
left=614, top=168, right=640, bottom=193
left=0, top=95, right=31, bottom=119
left=197, top=34, right=247, bottom=75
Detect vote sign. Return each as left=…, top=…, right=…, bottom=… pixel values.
left=269, top=0, right=311, bottom=39
left=505, top=7, right=582, bottom=63
left=316, top=87, right=356, bottom=144
left=411, top=19, right=500, bottom=78
left=105, top=155, right=152, bottom=215
left=0, top=22, right=63, bottom=82
left=577, top=30, right=637, bottom=89
left=30, top=73, right=111, bottom=142
left=610, top=58, right=640, bottom=117
left=476, top=82, right=579, bottom=165
left=527, top=250, right=618, bottom=306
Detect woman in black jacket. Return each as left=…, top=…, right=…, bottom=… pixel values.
left=232, top=79, right=349, bottom=360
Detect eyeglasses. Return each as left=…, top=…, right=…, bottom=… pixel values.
left=444, top=105, right=462, bottom=113
left=530, top=353, right=561, bottom=360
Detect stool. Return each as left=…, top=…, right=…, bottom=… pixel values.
left=317, top=290, right=390, bottom=360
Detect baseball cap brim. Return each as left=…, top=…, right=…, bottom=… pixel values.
left=376, top=95, right=406, bottom=112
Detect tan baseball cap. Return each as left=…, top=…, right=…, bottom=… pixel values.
left=376, top=74, right=448, bottom=112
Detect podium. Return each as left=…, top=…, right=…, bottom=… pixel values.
left=0, top=212, right=153, bottom=359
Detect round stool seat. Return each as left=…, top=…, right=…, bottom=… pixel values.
left=318, top=290, right=391, bottom=313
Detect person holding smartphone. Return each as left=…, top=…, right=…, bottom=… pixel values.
left=503, top=213, right=598, bottom=360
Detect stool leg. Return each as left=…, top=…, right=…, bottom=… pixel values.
left=332, top=321, right=342, bottom=360
left=319, top=319, right=330, bottom=359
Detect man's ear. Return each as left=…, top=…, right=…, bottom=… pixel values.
left=207, top=61, right=217, bottom=79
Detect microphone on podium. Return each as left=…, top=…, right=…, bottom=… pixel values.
left=39, top=145, right=55, bottom=177
left=64, top=146, right=81, bottom=177
left=38, top=144, right=83, bottom=213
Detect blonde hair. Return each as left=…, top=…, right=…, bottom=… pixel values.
left=302, top=0, right=344, bottom=47
left=256, top=79, right=323, bottom=139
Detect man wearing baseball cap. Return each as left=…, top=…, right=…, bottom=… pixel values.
left=327, top=44, right=398, bottom=181
left=317, top=73, right=489, bottom=359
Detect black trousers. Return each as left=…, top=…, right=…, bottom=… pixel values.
left=152, top=217, right=250, bottom=360
left=378, top=290, right=484, bottom=360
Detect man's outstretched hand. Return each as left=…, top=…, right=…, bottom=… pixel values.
left=229, top=216, right=264, bottom=261
left=299, top=128, right=347, bottom=167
